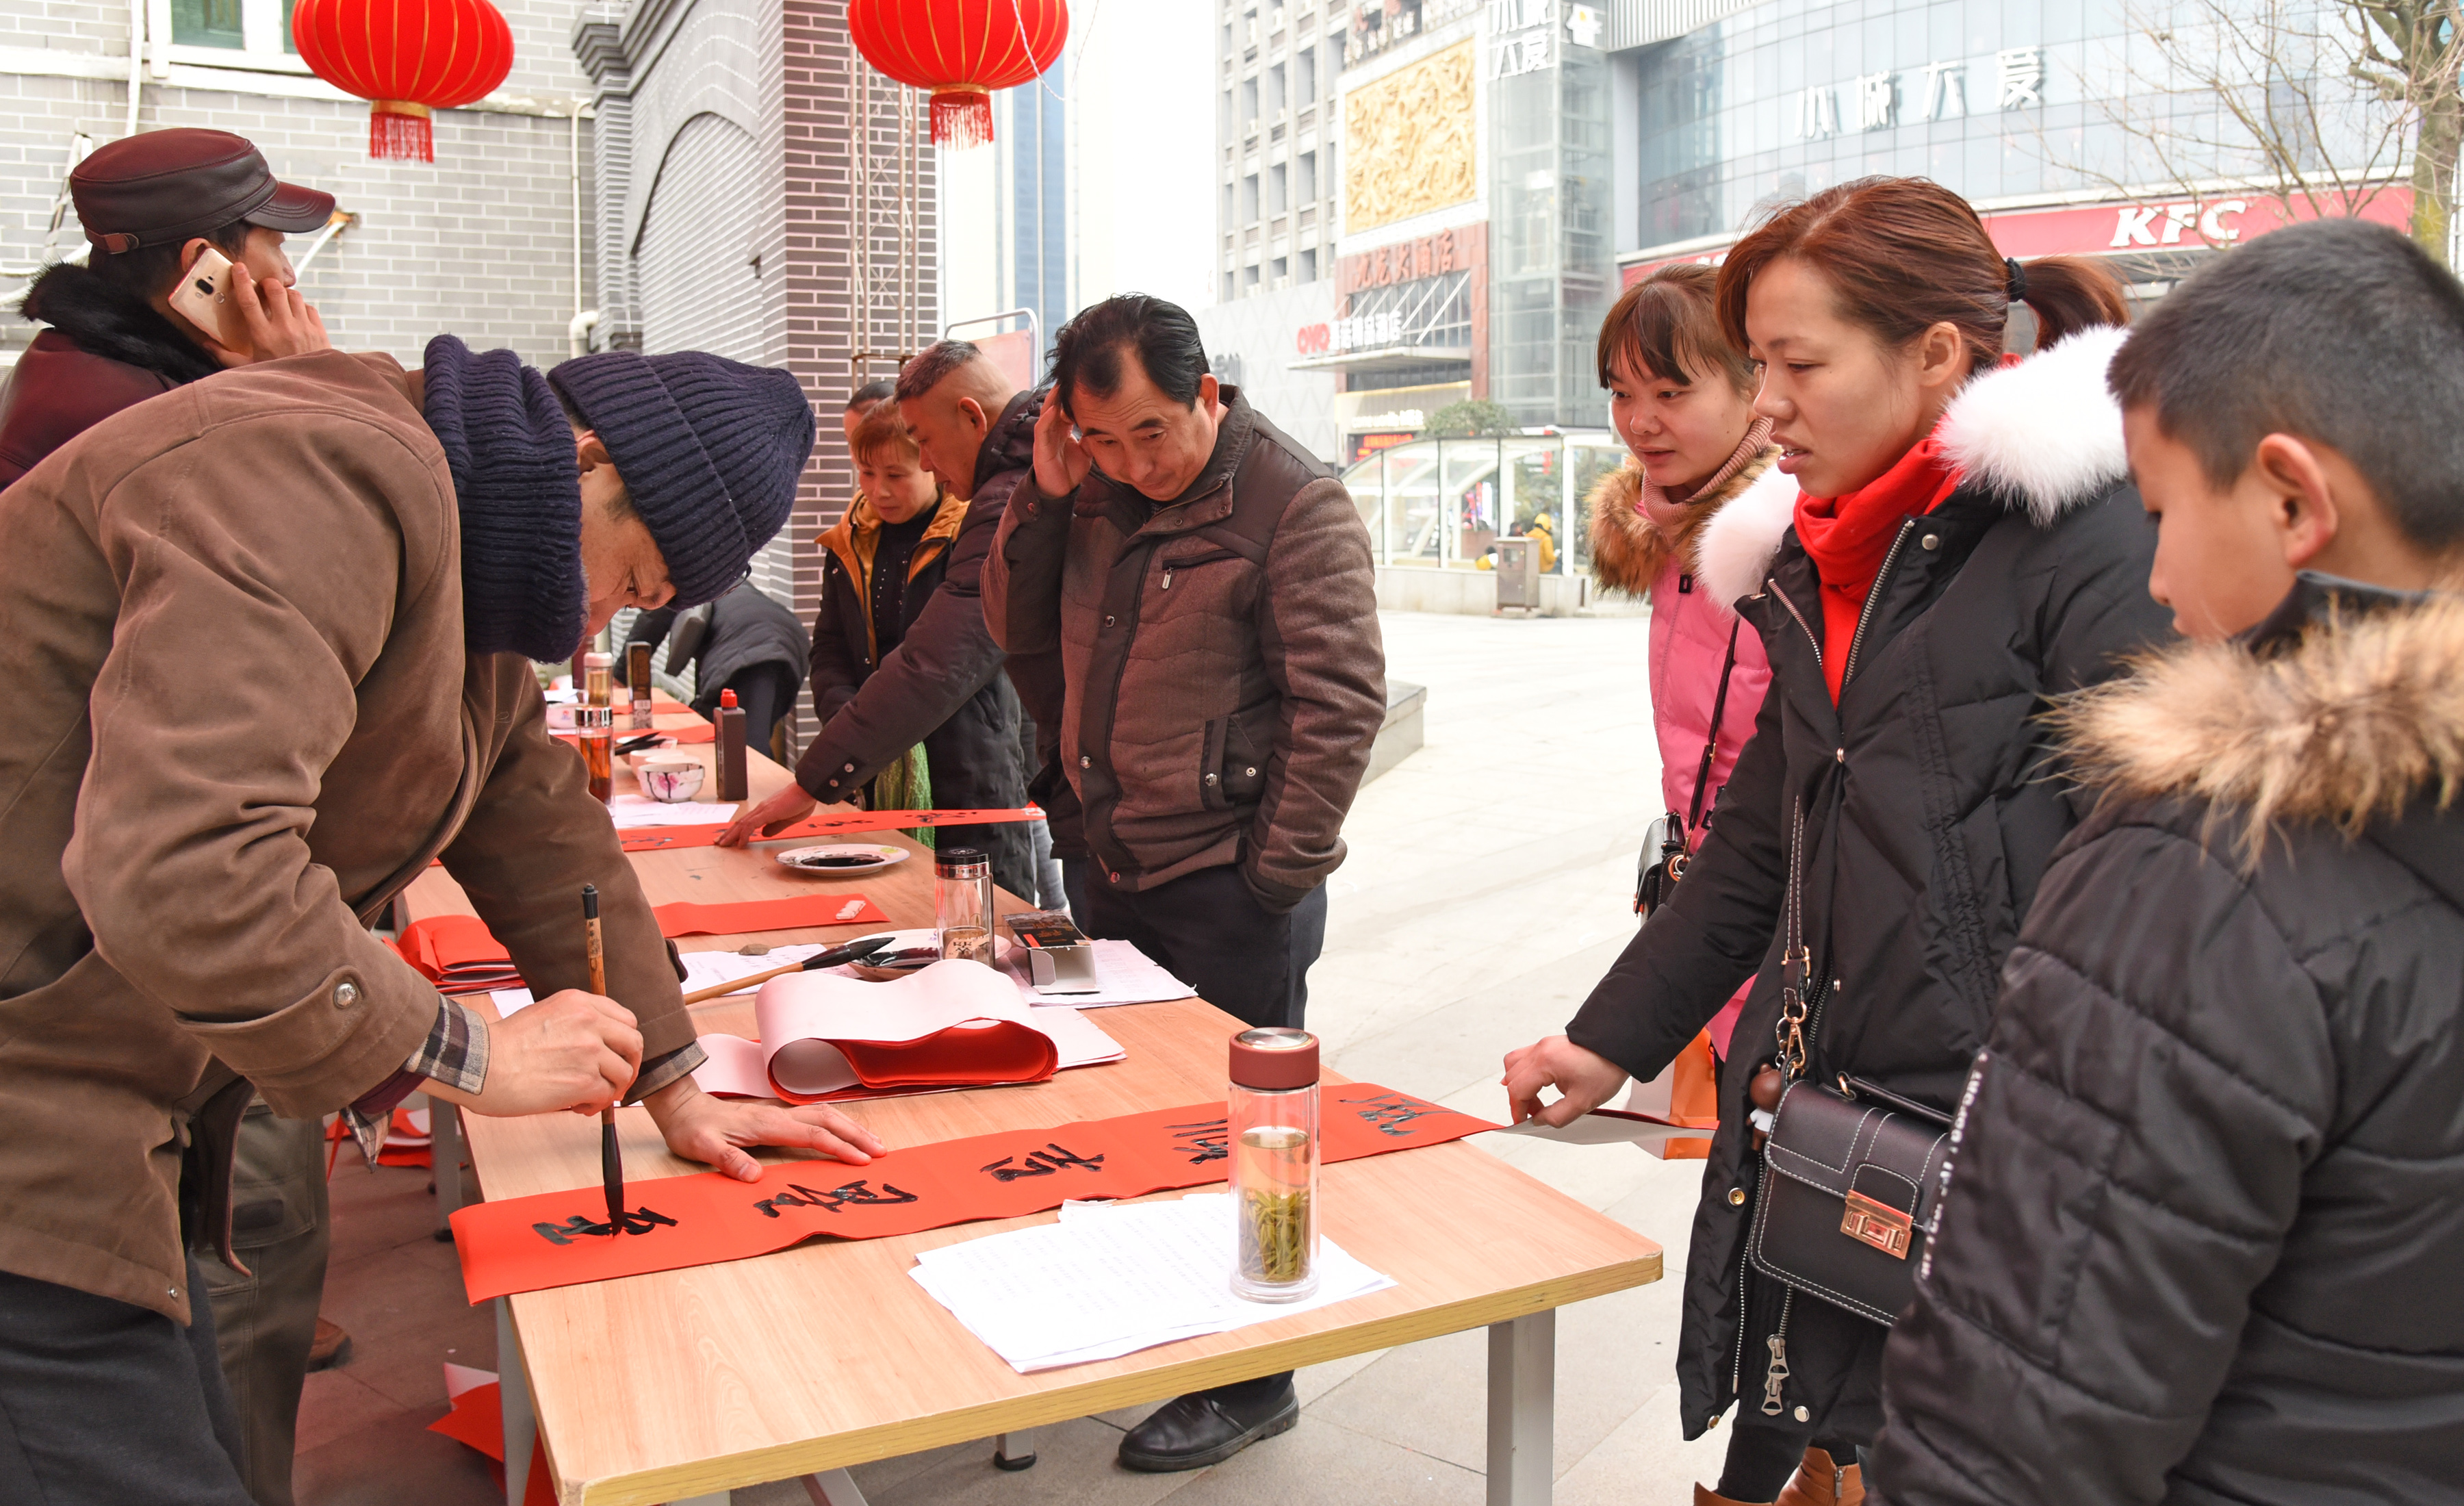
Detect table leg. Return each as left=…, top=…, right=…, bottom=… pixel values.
left=800, top=1470, right=869, bottom=1505
left=992, top=1429, right=1038, bottom=1470
left=496, top=1298, right=534, bottom=1506
left=1486, top=1309, right=1555, bottom=1506
left=430, top=1095, right=467, bottom=1238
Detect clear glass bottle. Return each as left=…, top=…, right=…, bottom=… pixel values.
left=934, top=847, right=994, bottom=964
left=1229, top=1027, right=1320, bottom=1302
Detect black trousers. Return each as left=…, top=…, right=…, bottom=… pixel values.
left=1079, top=863, right=1328, bottom=1030
left=0, top=1258, right=255, bottom=1506
left=1081, top=861, right=1329, bottom=1417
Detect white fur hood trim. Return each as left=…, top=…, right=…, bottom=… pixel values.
left=1692, top=461, right=1802, bottom=611
left=1938, top=324, right=2131, bottom=527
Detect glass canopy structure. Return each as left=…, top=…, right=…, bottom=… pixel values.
left=1340, top=430, right=1624, bottom=574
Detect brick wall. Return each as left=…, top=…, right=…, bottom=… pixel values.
left=0, top=0, right=597, bottom=370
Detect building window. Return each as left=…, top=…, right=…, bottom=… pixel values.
left=1242, top=76, right=1260, bottom=125
left=1298, top=46, right=1317, bottom=105
left=1272, top=255, right=1288, bottom=284
left=1269, top=62, right=1287, bottom=116
left=1222, top=181, right=1236, bottom=229
left=1301, top=247, right=1318, bottom=283
left=172, top=0, right=297, bottom=56
left=1242, top=173, right=1260, bottom=222
left=1270, top=162, right=1287, bottom=214
left=1244, top=263, right=1262, bottom=292
left=1225, top=270, right=1238, bottom=301
left=1297, top=151, right=1317, bottom=207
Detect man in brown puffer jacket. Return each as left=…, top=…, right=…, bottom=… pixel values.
left=981, top=293, right=1385, bottom=1474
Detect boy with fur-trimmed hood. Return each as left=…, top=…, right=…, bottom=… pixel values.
left=1873, top=220, right=2464, bottom=1503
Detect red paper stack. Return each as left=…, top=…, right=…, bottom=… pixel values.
left=391, top=915, right=520, bottom=994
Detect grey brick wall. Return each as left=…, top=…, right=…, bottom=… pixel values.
left=1, top=0, right=598, bottom=369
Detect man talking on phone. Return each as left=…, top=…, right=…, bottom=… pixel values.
left=0, top=128, right=331, bottom=491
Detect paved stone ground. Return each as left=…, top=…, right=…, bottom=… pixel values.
left=299, top=609, right=1731, bottom=1505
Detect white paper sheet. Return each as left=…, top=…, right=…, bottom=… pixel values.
left=996, top=939, right=1196, bottom=1008
left=908, top=1193, right=1394, bottom=1372
left=605, top=794, right=739, bottom=828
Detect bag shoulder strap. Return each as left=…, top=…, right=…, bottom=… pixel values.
left=1684, top=618, right=1745, bottom=835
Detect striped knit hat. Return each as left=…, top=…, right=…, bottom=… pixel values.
left=548, top=350, right=816, bottom=606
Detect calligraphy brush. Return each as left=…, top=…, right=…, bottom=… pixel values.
left=582, top=884, right=624, bottom=1231
left=677, top=933, right=899, bottom=1004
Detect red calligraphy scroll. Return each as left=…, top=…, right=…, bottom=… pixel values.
left=615, top=805, right=1046, bottom=852
left=394, top=897, right=889, bottom=990
left=449, top=1085, right=1493, bottom=1302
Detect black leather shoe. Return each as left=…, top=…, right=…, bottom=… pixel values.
left=1117, top=1377, right=1300, bottom=1472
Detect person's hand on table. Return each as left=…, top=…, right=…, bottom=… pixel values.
left=713, top=782, right=854, bottom=847
left=203, top=266, right=331, bottom=368
left=1031, top=385, right=1093, bottom=499
left=643, top=1077, right=886, bottom=1179
left=1501, top=1034, right=1628, bottom=1127
left=428, top=990, right=641, bottom=1116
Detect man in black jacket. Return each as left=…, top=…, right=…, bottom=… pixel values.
left=0, top=128, right=329, bottom=488
left=1872, top=220, right=2464, bottom=1505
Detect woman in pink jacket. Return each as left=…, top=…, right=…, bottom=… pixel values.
left=1586, top=263, right=1795, bottom=1069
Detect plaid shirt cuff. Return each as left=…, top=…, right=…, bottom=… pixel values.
left=342, top=997, right=489, bottom=1162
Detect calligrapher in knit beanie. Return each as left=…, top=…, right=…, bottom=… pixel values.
left=547, top=350, right=817, bottom=605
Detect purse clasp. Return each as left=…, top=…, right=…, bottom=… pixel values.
left=1840, top=1191, right=1914, bottom=1259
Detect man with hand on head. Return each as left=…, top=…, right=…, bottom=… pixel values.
left=0, top=128, right=331, bottom=489
left=1872, top=220, right=2464, bottom=1504
left=0, top=333, right=882, bottom=1503
left=981, top=294, right=1385, bottom=1472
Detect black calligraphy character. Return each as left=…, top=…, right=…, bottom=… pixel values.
left=1167, top=1119, right=1231, bottom=1165
left=529, top=1205, right=678, bottom=1245
left=753, top=1179, right=920, bottom=1218
left=1341, top=1090, right=1441, bottom=1137
left=979, top=1143, right=1107, bottom=1183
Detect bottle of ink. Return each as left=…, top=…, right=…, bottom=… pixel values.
left=715, top=687, right=748, bottom=801
left=626, top=641, right=654, bottom=729
left=580, top=651, right=615, bottom=803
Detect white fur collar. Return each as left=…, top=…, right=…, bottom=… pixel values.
left=1693, top=463, right=1801, bottom=611
left=1938, top=323, right=2131, bottom=527
left=1688, top=326, right=2133, bottom=607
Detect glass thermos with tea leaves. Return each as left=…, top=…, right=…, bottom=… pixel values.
left=934, top=847, right=996, bottom=965
left=1228, top=1028, right=1320, bottom=1302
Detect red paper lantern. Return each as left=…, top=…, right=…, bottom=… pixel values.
left=848, top=0, right=1070, bottom=149
left=292, top=0, right=515, bottom=162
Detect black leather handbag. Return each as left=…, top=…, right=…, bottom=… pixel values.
left=1747, top=1077, right=1952, bottom=1325
left=1634, top=621, right=1743, bottom=919
left=1745, top=797, right=1954, bottom=1327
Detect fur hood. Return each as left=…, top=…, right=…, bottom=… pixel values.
left=2054, top=592, right=2464, bottom=855
left=1587, top=444, right=1786, bottom=600
left=1693, top=324, right=2133, bottom=608
left=18, top=261, right=220, bottom=386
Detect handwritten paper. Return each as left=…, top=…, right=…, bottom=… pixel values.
left=606, top=795, right=739, bottom=828
left=910, top=1193, right=1394, bottom=1371
left=997, top=939, right=1196, bottom=1008
left=446, top=1084, right=1496, bottom=1302
left=1494, top=1107, right=1715, bottom=1147
left=615, top=806, right=1044, bottom=852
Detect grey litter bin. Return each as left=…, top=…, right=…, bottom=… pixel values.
left=1493, top=536, right=1540, bottom=613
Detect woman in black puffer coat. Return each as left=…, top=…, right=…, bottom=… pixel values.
left=1503, top=178, right=2172, bottom=1504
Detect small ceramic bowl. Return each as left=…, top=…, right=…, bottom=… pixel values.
left=638, top=757, right=706, bottom=803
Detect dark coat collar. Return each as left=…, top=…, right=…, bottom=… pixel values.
left=18, top=261, right=220, bottom=387
left=2242, top=570, right=2431, bottom=654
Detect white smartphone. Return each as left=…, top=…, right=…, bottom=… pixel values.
left=168, top=246, right=248, bottom=351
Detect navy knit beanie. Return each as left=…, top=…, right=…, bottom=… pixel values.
left=547, top=350, right=817, bottom=606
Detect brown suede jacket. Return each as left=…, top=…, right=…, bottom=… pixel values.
left=0, top=350, right=691, bottom=1322
left=981, top=387, right=1385, bottom=911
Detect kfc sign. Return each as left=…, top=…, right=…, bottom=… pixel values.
left=2107, top=200, right=2244, bottom=247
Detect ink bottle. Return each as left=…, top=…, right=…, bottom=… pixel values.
left=934, top=847, right=995, bottom=964
left=715, top=689, right=748, bottom=801
left=1229, top=1028, right=1320, bottom=1302
left=626, top=641, right=654, bottom=729
left=579, top=652, right=615, bottom=803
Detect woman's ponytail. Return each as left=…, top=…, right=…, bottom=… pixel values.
left=2012, top=255, right=2129, bottom=349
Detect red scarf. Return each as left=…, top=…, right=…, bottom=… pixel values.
left=1793, top=427, right=1962, bottom=702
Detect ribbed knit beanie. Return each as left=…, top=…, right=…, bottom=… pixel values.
left=548, top=350, right=817, bottom=606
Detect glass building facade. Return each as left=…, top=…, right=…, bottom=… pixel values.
left=1622, top=0, right=2389, bottom=255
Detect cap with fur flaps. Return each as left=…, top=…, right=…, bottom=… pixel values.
left=548, top=350, right=817, bottom=607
